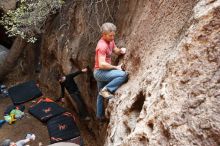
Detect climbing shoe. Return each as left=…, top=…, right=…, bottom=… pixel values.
left=99, top=87, right=114, bottom=99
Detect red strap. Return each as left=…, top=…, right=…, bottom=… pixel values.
left=37, top=97, right=54, bottom=104
left=63, top=112, right=76, bottom=121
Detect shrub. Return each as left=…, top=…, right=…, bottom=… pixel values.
left=0, top=0, right=64, bottom=43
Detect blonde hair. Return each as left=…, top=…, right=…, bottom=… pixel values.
left=100, top=22, right=116, bottom=33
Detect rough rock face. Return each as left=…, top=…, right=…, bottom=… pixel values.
left=37, top=1, right=119, bottom=145
left=105, top=0, right=220, bottom=146
left=6, top=0, right=220, bottom=146
left=0, top=0, right=16, bottom=12
left=0, top=45, right=8, bottom=65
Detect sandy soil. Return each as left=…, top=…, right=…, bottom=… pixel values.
left=0, top=95, right=102, bottom=146
left=0, top=96, right=50, bottom=146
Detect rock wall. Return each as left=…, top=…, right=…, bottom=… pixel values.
left=0, top=0, right=16, bottom=12
left=36, top=1, right=120, bottom=145
left=0, top=45, right=8, bottom=65
left=6, top=0, right=220, bottom=145
left=105, top=0, right=220, bottom=146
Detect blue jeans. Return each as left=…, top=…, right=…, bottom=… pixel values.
left=93, top=69, right=128, bottom=118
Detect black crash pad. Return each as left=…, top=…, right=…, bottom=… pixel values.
left=8, top=80, right=42, bottom=105
left=47, top=112, right=80, bottom=144
left=29, top=99, right=66, bottom=122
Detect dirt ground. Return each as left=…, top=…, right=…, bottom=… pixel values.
left=0, top=96, right=50, bottom=146
left=0, top=95, right=103, bottom=146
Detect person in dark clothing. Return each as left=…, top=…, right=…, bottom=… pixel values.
left=57, top=67, right=90, bottom=121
